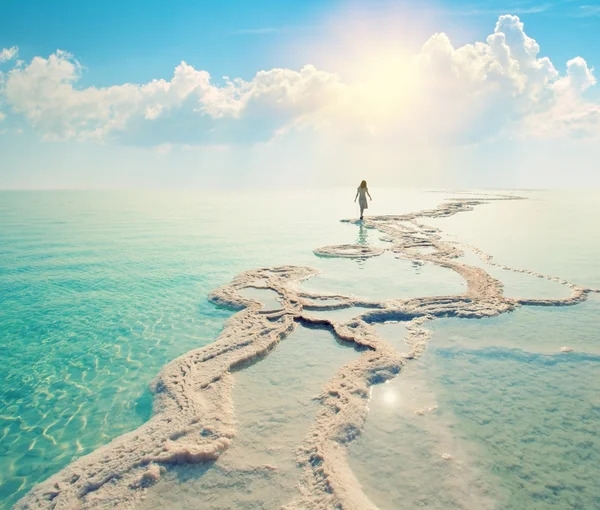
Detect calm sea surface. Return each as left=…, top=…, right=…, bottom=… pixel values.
left=1, top=190, right=598, bottom=509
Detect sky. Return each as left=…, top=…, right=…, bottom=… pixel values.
left=1, top=0, right=600, bottom=189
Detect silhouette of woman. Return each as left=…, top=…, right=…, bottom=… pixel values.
left=354, top=180, right=372, bottom=220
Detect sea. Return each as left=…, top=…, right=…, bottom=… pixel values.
left=1, top=189, right=598, bottom=509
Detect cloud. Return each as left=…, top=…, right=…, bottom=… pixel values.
left=3, top=51, right=246, bottom=141
left=454, top=4, right=552, bottom=16
left=0, top=47, right=19, bottom=125
left=554, top=57, right=596, bottom=94
left=402, top=15, right=562, bottom=142
left=2, top=51, right=342, bottom=144
left=0, top=46, right=18, bottom=63
left=576, top=5, right=600, bottom=17
left=1, top=15, right=599, bottom=145
left=413, top=14, right=599, bottom=141
left=524, top=57, right=599, bottom=138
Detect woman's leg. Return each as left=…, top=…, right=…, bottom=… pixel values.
left=360, top=205, right=364, bottom=219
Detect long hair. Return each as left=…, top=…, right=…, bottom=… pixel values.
left=360, top=180, right=367, bottom=188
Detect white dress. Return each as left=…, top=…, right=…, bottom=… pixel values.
left=357, top=187, right=369, bottom=209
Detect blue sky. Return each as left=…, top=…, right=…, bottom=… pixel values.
left=3, top=1, right=599, bottom=85
left=1, top=0, right=600, bottom=189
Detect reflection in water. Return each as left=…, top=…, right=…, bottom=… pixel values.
left=357, top=223, right=369, bottom=246
left=355, top=223, right=369, bottom=270
left=411, top=260, right=424, bottom=274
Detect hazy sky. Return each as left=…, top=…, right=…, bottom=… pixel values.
left=1, top=0, right=600, bottom=189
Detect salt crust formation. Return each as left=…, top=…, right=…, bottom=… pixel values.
left=16, top=194, right=598, bottom=510
left=313, top=244, right=385, bottom=259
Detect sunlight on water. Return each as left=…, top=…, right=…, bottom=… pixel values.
left=427, top=305, right=600, bottom=509
left=349, top=353, right=498, bottom=509
left=139, top=325, right=360, bottom=509
left=2, top=189, right=600, bottom=509
left=0, top=189, right=445, bottom=507
left=350, top=297, right=600, bottom=510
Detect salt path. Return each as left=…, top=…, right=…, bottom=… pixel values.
left=15, top=194, right=599, bottom=509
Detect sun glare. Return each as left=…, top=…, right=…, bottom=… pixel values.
left=310, top=3, right=437, bottom=132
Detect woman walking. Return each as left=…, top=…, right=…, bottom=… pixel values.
left=354, top=180, right=372, bottom=220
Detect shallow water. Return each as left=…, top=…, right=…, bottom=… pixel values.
left=3, top=189, right=600, bottom=509
left=373, top=322, right=408, bottom=351
left=347, top=191, right=600, bottom=510
left=0, top=188, right=446, bottom=507
left=430, top=294, right=600, bottom=355
left=139, top=324, right=360, bottom=509
left=349, top=352, right=498, bottom=510
left=427, top=307, right=600, bottom=509
left=428, top=190, right=600, bottom=289
left=350, top=298, right=600, bottom=509
left=303, top=306, right=374, bottom=323
left=301, top=250, right=465, bottom=301
left=237, top=287, right=283, bottom=311
left=457, top=248, right=572, bottom=300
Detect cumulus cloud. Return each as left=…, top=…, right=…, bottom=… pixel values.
left=1, top=16, right=599, bottom=144
left=0, top=46, right=18, bottom=63
left=2, top=50, right=341, bottom=143
left=523, top=58, right=599, bottom=138
left=554, top=57, right=596, bottom=94
left=3, top=51, right=245, bottom=141
left=0, top=46, right=19, bottom=125
left=395, top=15, right=562, bottom=142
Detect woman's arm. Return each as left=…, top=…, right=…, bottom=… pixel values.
left=354, top=190, right=359, bottom=202
left=367, top=189, right=372, bottom=200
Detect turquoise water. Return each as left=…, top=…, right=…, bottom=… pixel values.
left=350, top=300, right=600, bottom=509
left=427, top=190, right=600, bottom=289
left=427, top=302, right=600, bottom=509
left=2, top=189, right=599, bottom=509
left=140, top=324, right=361, bottom=509
left=349, top=342, right=497, bottom=510
left=0, top=189, right=449, bottom=508
left=348, top=191, right=600, bottom=510
left=300, top=250, right=465, bottom=301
